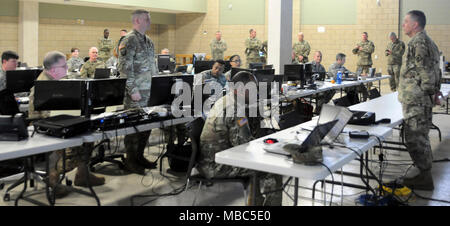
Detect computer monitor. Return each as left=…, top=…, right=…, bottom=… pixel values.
left=284, top=64, right=304, bottom=82
left=193, top=53, right=206, bottom=64
left=0, top=113, right=28, bottom=141
left=255, top=74, right=283, bottom=99
left=304, top=63, right=313, bottom=84
left=34, top=80, right=85, bottom=111
left=157, top=54, right=175, bottom=73
left=148, top=75, right=194, bottom=107
left=369, top=68, right=376, bottom=78
left=94, top=68, right=111, bottom=79
left=253, top=69, right=275, bottom=77
left=230, top=68, right=252, bottom=80
left=317, top=104, right=353, bottom=144
left=194, top=61, right=215, bottom=74
left=249, top=63, right=264, bottom=70
left=88, top=78, right=126, bottom=108
left=223, top=61, right=232, bottom=73
left=6, top=69, right=43, bottom=93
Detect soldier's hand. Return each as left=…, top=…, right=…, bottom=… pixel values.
left=298, top=55, right=304, bottom=61
left=131, top=92, right=142, bottom=102
left=359, top=46, right=363, bottom=51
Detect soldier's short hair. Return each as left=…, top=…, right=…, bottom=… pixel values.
left=1, top=51, right=19, bottom=62
left=336, top=53, right=346, bottom=61
left=315, top=51, right=322, bottom=56
left=121, top=29, right=127, bottom=33
left=407, top=10, right=426, bottom=29
left=43, top=51, right=66, bottom=70
left=389, top=32, right=397, bottom=38
left=249, top=29, right=255, bottom=34
left=104, top=29, right=109, bottom=33
left=362, top=32, right=368, bottom=36
left=232, top=71, right=257, bottom=85
left=132, top=9, right=150, bottom=22
left=229, top=55, right=240, bottom=62
left=214, top=60, right=226, bottom=66
left=71, top=48, right=79, bottom=53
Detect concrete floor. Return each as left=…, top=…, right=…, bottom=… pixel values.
left=1, top=79, right=449, bottom=206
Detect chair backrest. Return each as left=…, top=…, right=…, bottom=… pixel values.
left=185, top=117, right=205, bottom=179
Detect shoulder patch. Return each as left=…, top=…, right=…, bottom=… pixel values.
left=237, top=118, right=248, bottom=127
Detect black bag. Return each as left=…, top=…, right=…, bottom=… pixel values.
left=0, top=113, right=28, bottom=141
left=368, top=88, right=381, bottom=99
left=33, top=115, right=90, bottom=138
left=348, top=111, right=376, bottom=126
left=0, top=89, right=20, bottom=116
left=167, top=142, right=192, bottom=172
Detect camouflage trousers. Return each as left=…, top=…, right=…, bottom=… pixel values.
left=315, top=90, right=337, bottom=114
left=124, top=91, right=152, bottom=156
left=357, top=65, right=373, bottom=96
left=403, top=105, right=433, bottom=171
left=198, top=162, right=283, bottom=206
left=387, top=64, right=401, bottom=92
left=50, top=143, right=94, bottom=174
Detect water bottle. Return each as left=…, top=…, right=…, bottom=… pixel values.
left=336, top=71, right=342, bottom=84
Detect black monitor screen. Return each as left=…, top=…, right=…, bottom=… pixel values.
left=253, top=69, right=275, bottom=77
left=249, top=63, right=264, bottom=70
left=89, top=78, right=126, bottom=108
left=304, top=63, right=313, bottom=84
left=158, top=54, right=175, bottom=72
left=6, top=69, right=43, bottom=93
left=94, top=68, right=110, bottom=79
left=194, top=61, right=215, bottom=74
left=284, top=64, right=304, bottom=81
left=230, top=68, right=252, bottom=80
left=148, top=75, right=194, bottom=107
left=34, top=80, right=84, bottom=111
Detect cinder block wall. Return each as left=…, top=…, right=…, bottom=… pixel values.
left=0, top=16, right=19, bottom=56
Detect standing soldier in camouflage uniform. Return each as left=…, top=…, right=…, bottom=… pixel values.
left=245, top=29, right=262, bottom=68
left=352, top=32, right=375, bottom=75
left=29, top=51, right=105, bottom=197
left=385, top=32, right=405, bottom=91
left=398, top=10, right=441, bottom=191
left=80, top=47, right=106, bottom=79
left=198, top=71, right=283, bottom=206
left=98, top=29, right=114, bottom=62
left=118, top=10, right=158, bottom=175
left=67, top=48, right=84, bottom=73
left=210, top=31, right=227, bottom=61
left=352, top=32, right=374, bottom=101
left=292, top=32, right=311, bottom=64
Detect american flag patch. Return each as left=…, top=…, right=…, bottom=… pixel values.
left=237, top=118, right=248, bottom=127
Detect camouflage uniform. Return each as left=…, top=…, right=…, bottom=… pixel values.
left=292, top=40, right=311, bottom=64
left=98, top=37, right=115, bottom=61
left=198, top=93, right=283, bottom=206
left=261, top=40, right=268, bottom=64
left=312, top=61, right=335, bottom=113
left=195, top=69, right=227, bottom=88
left=67, top=57, right=84, bottom=72
left=398, top=30, right=441, bottom=172
left=328, top=62, right=362, bottom=101
left=245, top=37, right=262, bottom=68
left=210, top=39, right=227, bottom=60
left=28, top=72, right=90, bottom=175
left=0, top=68, right=6, bottom=92
left=386, top=39, right=406, bottom=91
left=80, top=60, right=106, bottom=79
left=118, top=29, right=158, bottom=172
left=352, top=40, right=375, bottom=74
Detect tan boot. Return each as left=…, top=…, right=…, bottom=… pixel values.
left=74, top=164, right=105, bottom=187
left=46, top=170, right=71, bottom=198
left=403, top=170, right=434, bottom=191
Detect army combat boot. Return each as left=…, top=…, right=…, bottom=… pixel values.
left=74, top=164, right=105, bottom=187
left=46, top=170, right=71, bottom=198
left=124, top=151, right=146, bottom=175
left=403, top=170, right=434, bottom=191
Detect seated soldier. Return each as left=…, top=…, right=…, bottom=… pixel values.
left=194, top=59, right=228, bottom=88
left=79, top=47, right=106, bottom=79
left=198, top=71, right=283, bottom=206
left=311, top=51, right=336, bottom=114
left=224, top=55, right=241, bottom=81
left=0, top=51, right=20, bottom=115
left=29, top=51, right=105, bottom=197
left=329, top=53, right=364, bottom=104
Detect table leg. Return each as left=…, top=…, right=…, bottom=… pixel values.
left=294, top=178, right=298, bottom=206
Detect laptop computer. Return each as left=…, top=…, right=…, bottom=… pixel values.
left=317, top=104, right=353, bottom=144
left=263, top=120, right=338, bottom=156
left=94, top=68, right=111, bottom=79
